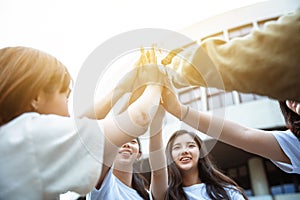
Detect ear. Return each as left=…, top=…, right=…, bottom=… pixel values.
left=31, top=98, right=39, bottom=111
left=31, top=93, right=42, bottom=111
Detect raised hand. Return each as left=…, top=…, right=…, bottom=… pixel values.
left=128, top=47, right=166, bottom=103
left=114, top=48, right=163, bottom=93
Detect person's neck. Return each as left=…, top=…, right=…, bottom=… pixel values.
left=181, top=169, right=201, bottom=187
left=113, top=166, right=133, bottom=188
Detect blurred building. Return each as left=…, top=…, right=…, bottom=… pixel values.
left=138, top=1, right=300, bottom=200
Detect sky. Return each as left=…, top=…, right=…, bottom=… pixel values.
left=1, top=0, right=266, bottom=78
left=1, top=0, right=269, bottom=162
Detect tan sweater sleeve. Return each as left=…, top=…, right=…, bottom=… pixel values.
left=178, top=8, right=300, bottom=101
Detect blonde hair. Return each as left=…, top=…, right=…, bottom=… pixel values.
left=0, top=46, right=71, bottom=125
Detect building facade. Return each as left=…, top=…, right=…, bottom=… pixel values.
left=178, top=1, right=300, bottom=199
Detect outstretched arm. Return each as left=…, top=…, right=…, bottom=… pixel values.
left=97, top=48, right=167, bottom=187
left=149, top=106, right=168, bottom=200
left=81, top=87, right=128, bottom=119
left=161, top=88, right=290, bottom=164
left=96, top=84, right=162, bottom=188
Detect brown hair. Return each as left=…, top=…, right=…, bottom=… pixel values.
left=279, top=101, right=300, bottom=139
left=0, top=46, right=71, bottom=126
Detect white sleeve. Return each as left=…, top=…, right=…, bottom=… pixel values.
left=224, top=186, right=246, bottom=200
left=88, top=167, right=115, bottom=200
left=271, top=130, right=300, bottom=174
left=30, top=114, right=104, bottom=196
left=227, top=190, right=246, bottom=200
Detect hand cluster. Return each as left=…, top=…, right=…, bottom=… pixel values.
left=112, top=46, right=183, bottom=119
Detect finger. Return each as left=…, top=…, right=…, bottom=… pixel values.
left=150, top=46, right=157, bottom=64
left=146, top=51, right=151, bottom=64
left=136, top=47, right=147, bottom=67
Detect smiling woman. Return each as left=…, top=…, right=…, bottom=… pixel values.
left=165, top=130, right=248, bottom=200
left=87, top=106, right=167, bottom=200
left=87, top=138, right=151, bottom=200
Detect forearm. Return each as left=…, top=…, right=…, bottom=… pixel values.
left=128, top=85, right=162, bottom=128
left=149, top=127, right=167, bottom=200
left=81, top=87, right=125, bottom=119
left=149, top=131, right=166, bottom=172
left=104, top=85, right=162, bottom=146
left=178, top=104, right=248, bottom=142
left=177, top=105, right=290, bottom=163
left=99, top=85, right=162, bottom=186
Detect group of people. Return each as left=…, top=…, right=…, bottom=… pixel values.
left=0, top=7, right=299, bottom=200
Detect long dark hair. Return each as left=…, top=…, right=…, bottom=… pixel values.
left=165, top=130, right=248, bottom=200
left=279, top=101, right=300, bottom=139
left=132, top=138, right=150, bottom=200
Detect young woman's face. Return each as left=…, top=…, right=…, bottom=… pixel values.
left=286, top=100, right=300, bottom=115
left=171, top=134, right=200, bottom=172
left=36, top=88, right=70, bottom=116
left=115, top=139, right=141, bottom=165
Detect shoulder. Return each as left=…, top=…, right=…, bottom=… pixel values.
left=9, top=112, right=105, bottom=140
left=90, top=168, right=145, bottom=200
left=272, top=130, right=299, bottom=146
left=7, top=112, right=74, bottom=129
left=0, top=112, right=75, bottom=141
left=1, top=112, right=105, bottom=163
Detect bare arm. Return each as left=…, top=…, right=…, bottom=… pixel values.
left=161, top=88, right=290, bottom=164
left=95, top=85, right=162, bottom=187
left=149, top=106, right=168, bottom=200
left=96, top=47, right=167, bottom=187
left=81, top=87, right=127, bottom=119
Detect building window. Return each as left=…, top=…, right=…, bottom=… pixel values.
left=206, top=87, right=235, bottom=110
left=239, top=93, right=266, bottom=103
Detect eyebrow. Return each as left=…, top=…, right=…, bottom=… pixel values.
left=187, top=142, right=197, bottom=145
left=173, top=141, right=196, bottom=146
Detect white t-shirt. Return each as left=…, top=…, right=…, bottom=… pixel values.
left=183, top=183, right=245, bottom=200
left=87, top=167, right=151, bottom=200
left=271, top=130, right=300, bottom=174
left=0, top=112, right=104, bottom=200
